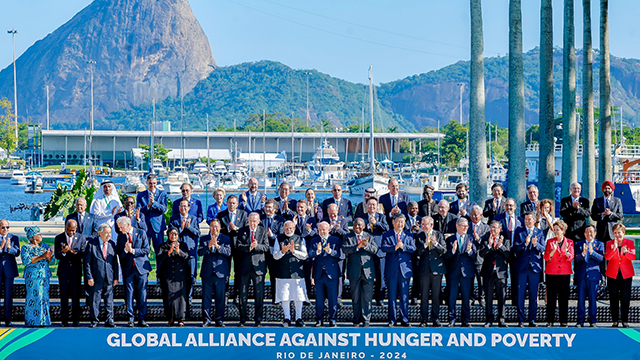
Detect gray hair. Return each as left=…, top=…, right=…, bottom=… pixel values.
left=422, top=216, right=434, bottom=225
left=116, top=216, right=131, bottom=227
left=471, top=205, right=483, bottom=213
left=456, top=217, right=469, bottom=225
left=98, top=223, right=111, bottom=234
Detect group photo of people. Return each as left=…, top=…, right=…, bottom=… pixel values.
left=0, top=174, right=635, bottom=329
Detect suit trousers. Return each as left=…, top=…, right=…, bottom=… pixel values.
left=517, top=267, right=540, bottom=322
left=314, top=273, right=338, bottom=322
left=187, top=257, right=197, bottom=303
left=576, top=277, right=599, bottom=324
left=419, top=272, right=442, bottom=322
left=472, top=264, right=484, bottom=303
left=484, top=272, right=506, bottom=323
left=89, top=282, right=114, bottom=324
left=546, top=274, right=570, bottom=324
left=374, top=257, right=386, bottom=302
left=148, top=229, right=165, bottom=278
left=388, top=275, right=411, bottom=324
left=239, top=271, right=265, bottom=323
left=59, top=272, right=82, bottom=323
left=350, top=274, right=374, bottom=324
left=0, top=274, right=13, bottom=321
left=202, top=276, right=227, bottom=323
left=124, top=271, right=148, bottom=321
left=448, top=276, right=473, bottom=323
left=609, top=271, right=632, bottom=323
left=410, top=254, right=420, bottom=300
left=509, top=259, right=518, bottom=307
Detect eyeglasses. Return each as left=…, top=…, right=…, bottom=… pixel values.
left=0, top=226, right=8, bottom=230
left=125, top=201, right=135, bottom=205
left=181, top=189, right=189, bottom=192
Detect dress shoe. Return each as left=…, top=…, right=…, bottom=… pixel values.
left=546, top=322, right=554, bottom=327
left=127, top=320, right=135, bottom=328
left=419, top=322, right=427, bottom=328
left=479, top=299, right=486, bottom=308
left=215, top=321, right=225, bottom=328
left=72, top=321, right=80, bottom=327
left=362, top=322, right=370, bottom=328
left=337, top=299, right=343, bottom=307
left=238, top=322, right=246, bottom=327
left=387, top=322, right=396, bottom=327
left=612, top=322, right=619, bottom=328
left=400, top=322, right=411, bottom=328
left=5, top=322, right=12, bottom=327
left=282, top=319, right=291, bottom=327
left=105, top=322, right=116, bottom=328
left=433, top=321, right=442, bottom=328
left=517, top=322, right=524, bottom=328
left=529, top=322, right=538, bottom=328
left=560, top=323, right=567, bottom=328
left=168, top=319, right=175, bottom=327
left=61, top=322, right=69, bottom=328
left=483, top=322, right=492, bottom=328
left=410, top=298, right=417, bottom=306
left=461, top=322, right=471, bottom=328
left=498, top=320, right=507, bottom=328
left=575, top=323, right=583, bottom=328
left=623, top=323, right=630, bottom=328
left=448, top=320, right=456, bottom=327
left=178, top=321, right=184, bottom=327
left=138, top=320, right=149, bottom=328
left=201, top=321, right=211, bottom=328
left=376, top=300, right=383, bottom=307
left=314, top=321, right=323, bottom=327
left=329, top=321, right=337, bottom=328
left=89, top=322, right=98, bottom=328
left=255, top=321, right=262, bottom=327
left=589, top=323, right=597, bottom=328
left=295, top=319, right=305, bottom=327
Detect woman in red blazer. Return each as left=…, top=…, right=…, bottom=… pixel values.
left=605, top=223, right=636, bottom=328
left=544, top=220, right=574, bottom=327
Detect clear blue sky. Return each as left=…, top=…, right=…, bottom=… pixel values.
left=1, top=0, right=639, bottom=84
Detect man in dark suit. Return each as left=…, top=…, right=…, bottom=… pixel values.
left=261, top=198, right=285, bottom=302
left=116, top=216, right=152, bottom=328
left=483, top=183, right=506, bottom=224
left=238, top=177, right=266, bottom=214
left=513, top=212, right=546, bottom=327
left=418, top=184, right=438, bottom=218
left=0, top=220, right=19, bottom=326
left=308, top=221, right=343, bottom=327
left=468, top=205, right=490, bottom=307
left=54, top=219, right=86, bottom=327
left=218, top=195, right=248, bottom=303
left=590, top=181, right=623, bottom=244
left=294, top=200, right=317, bottom=297
left=494, top=198, right=522, bottom=306
left=323, top=203, right=349, bottom=303
left=236, top=212, right=269, bottom=326
left=274, top=182, right=297, bottom=220
left=415, top=216, right=446, bottom=327
left=520, top=184, right=539, bottom=215
left=198, top=219, right=231, bottom=327
left=170, top=198, right=201, bottom=305
left=66, top=197, right=98, bottom=239
left=84, top=224, right=119, bottom=328
left=479, top=221, right=510, bottom=327
left=574, top=225, right=604, bottom=327
left=433, top=200, right=457, bottom=235
left=171, top=183, right=204, bottom=225
left=343, top=218, right=378, bottom=327
left=449, top=183, right=477, bottom=218
left=136, top=174, right=167, bottom=262
left=381, top=214, right=416, bottom=327
left=379, top=178, right=411, bottom=224
left=322, top=184, right=354, bottom=222
left=354, top=188, right=378, bottom=218
left=559, top=182, right=591, bottom=242
left=445, top=217, right=476, bottom=327
left=358, top=197, right=390, bottom=306
left=114, top=196, right=147, bottom=235
left=405, top=201, right=421, bottom=304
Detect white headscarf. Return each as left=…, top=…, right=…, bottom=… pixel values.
left=90, top=182, right=123, bottom=230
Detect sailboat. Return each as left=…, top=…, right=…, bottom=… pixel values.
left=348, top=66, right=390, bottom=196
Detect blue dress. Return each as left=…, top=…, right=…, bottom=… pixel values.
left=206, top=203, right=228, bottom=223
left=21, top=243, right=55, bottom=327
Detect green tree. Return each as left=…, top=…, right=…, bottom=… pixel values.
left=441, top=120, right=467, bottom=167
left=0, top=99, right=16, bottom=156
left=140, top=144, right=171, bottom=162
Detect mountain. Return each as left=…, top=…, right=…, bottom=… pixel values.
left=0, top=0, right=216, bottom=127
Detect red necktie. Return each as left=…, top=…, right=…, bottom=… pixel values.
left=251, top=231, right=255, bottom=243
left=508, top=217, right=513, bottom=232
left=494, top=238, right=498, bottom=267
left=102, top=242, right=107, bottom=260
left=128, top=233, right=132, bottom=244
left=182, top=218, right=186, bottom=230
left=358, top=234, right=362, bottom=245
left=397, top=233, right=400, bottom=243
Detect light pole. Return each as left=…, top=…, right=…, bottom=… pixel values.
left=87, top=60, right=96, bottom=170
left=458, top=82, right=464, bottom=124
left=304, top=71, right=311, bottom=126
left=7, top=29, right=18, bottom=151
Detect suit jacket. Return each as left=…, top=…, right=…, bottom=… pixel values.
left=308, top=235, right=343, bottom=280
left=274, top=196, right=298, bottom=220
left=84, top=237, right=119, bottom=288
left=417, top=199, right=438, bottom=218
left=260, top=214, right=285, bottom=246
left=478, top=233, right=511, bottom=279
left=198, top=233, right=232, bottom=279
left=114, top=211, right=147, bottom=235
left=380, top=192, right=411, bottom=224
left=544, top=237, right=575, bottom=275
left=235, top=226, right=269, bottom=276
left=0, top=234, right=19, bottom=279
left=217, top=209, right=248, bottom=247
left=238, top=191, right=265, bottom=213
left=294, top=213, right=317, bottom=240
left=468, top=221, right=490, bottom=267
left=495, top=213, right=523, bottom=244
left=520, top=199, right=539, bottom=215
left=136, top=189, right=167, bottom=234
left=358, top=212, right=389, bottom=258
left=590, top=196, right=623, bottom=242
left=172, top=197, right=204, bottom=225
left=404, top=214, right=422, bottom=234
left=513, top=227, right=546, bottom=273
left=342, top=231, right=379, bottom=281
left=381, top=230, right=416, bottom=279
left=321, top=216, right=349, bottom=239
left=432, top=212, right=457, bottom=235
left=559, top=196, right=591, bottom=241
left=444, top=233, right=476, bottom=279
left=414, top=230, right=446, bottom=276
left=483, top=198, right=506, bottom=224
left=450, top=199, right=477, bottom=217
left=54, top=232, right=86, bottom=279
left=116, top=228, right=152, bottom=277
left=66, top=211, right=98, bottom=239
left=169, top=214, right=201, bottom=258
left=604, top=239, right=636, bottom=279
left=574, top=239, right=604, bottom=281
left=322, top=197, right=354, bottom=223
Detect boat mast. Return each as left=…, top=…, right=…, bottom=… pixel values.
left=369, top=65, right=375, bottom=175
left=361, top=107, right=365, bottom=163
left=263, top=110, right=267, bottom=193
left=150, top=97, right=155, bottom=173
left=206, top=113, right=210, bottom=171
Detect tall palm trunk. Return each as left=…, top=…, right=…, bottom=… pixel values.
left=469, top=0, right=487, bottom=205
left=539, top=0, right=555, bottom=201
left=599, top=0, right=612, bottom=187
left=508, top=0, right=525, bottom=213
left=582, top=0, right=596, bottom=208
left=561, top=0, right=577, bottom=196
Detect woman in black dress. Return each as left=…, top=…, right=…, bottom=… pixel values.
left=157, top=227, right=191, bottom=326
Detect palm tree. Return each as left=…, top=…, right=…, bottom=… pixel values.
left=582, top=0, right=596, bottom=207
left=561, top=0, right=577, bottom=197
left=539, top=0, right=555, bottom=201
left=469, top=0, right=487, bottom=205
left=599, top=0, right=612, bottom=186
left=508, top=0, right=525, bottom=212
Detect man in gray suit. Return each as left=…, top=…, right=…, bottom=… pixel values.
left=415, top=216, right=446, bottom=327
left=468, top=205, right=490, bottom=307
left=66, top=197, right=98, bottom=239
left=590, top=181, right=624, bottom=244
left=342, top=218, right=378, bottom=327
left=84, top=224, right=119, bottom=328
left=479, top=221, right=510, bottom=327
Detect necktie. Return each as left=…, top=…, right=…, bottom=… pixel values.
left=268, top=217, right=272, bottom=229
left=585, top=242, right=590, bottom=262
left=508, top=216, right=513, bottom=232
left=78, top=214, right=84, bottom=233
left=428, top=232, right=432, bottom=250
left=251, top=231, right=255, bottom=243
left=322, top=237, right=327, bottom=248
left=231, top=212, right=236, bottom=225
left=605, top=198, right=609, bottom=209
left=393, top=195, right=397, bottom=207
left=397, top=233, right=401, bottom=244
left=68, top=236, right=73, bottom=249
left=251, top=193, right=256, bottom=207
left=494, top=238, right=498, bottom=267
left=182, top=217, right=187, bottom=229
left=459, top=236, right=463, bottom=250
left=128, top=233, right=132, bottom=244
left=357, top=234, right=362, bottom=245
left=102, top=242, right=107, bottom=260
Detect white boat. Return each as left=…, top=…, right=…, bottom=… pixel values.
left=192, top=162, right=208, bottom=174
left=212, top=160, right=227, bottom=176
left=307, top=139, right=346, bottom=182
left=122, top=175, right=145, bottom=194
left=10, top=170, right=26, bottom=185
left=348, top=173, right=390, bottom=196
left=151, top=159, right=168, bottom=177
left=24, top=171, right=43, bottom=194
left=165, top=171, right=190, bottom=194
